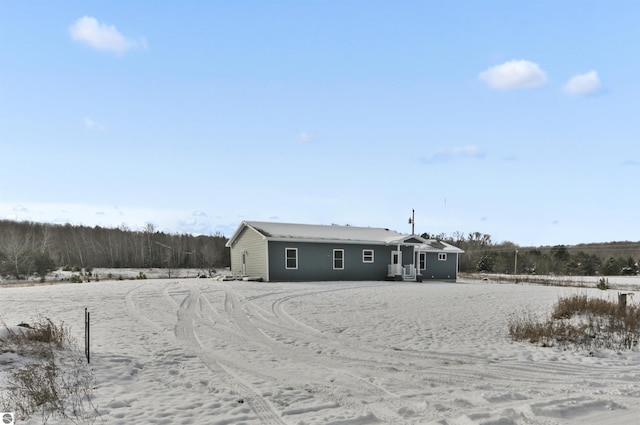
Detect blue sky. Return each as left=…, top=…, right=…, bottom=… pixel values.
left=1, top=1, right=639, bottom=246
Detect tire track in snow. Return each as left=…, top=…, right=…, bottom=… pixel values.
left=127, top=281, right=286, bottom=424
left=230, top=283, right=640, bottom=424
left=268, top=285, right=492, bottom=365
left=225, top=285, right=571, bottom=393
left=175, top=285, right=286, bottom=425
left=126, top=281, right=185, bottom=331
left=219, top=284, right=431, bottom=424
left=129, top=280, right=640, bottom=424
left=221, top=284, right=488, bottom=397
left=261, top=285, right=513, bottom=390
left=265, top=284, right=629, bottom=386
left=124, top=282, right=164, bottom=332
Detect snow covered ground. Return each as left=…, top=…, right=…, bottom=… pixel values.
left=1, top=278, right=639, bottom=424
left=463, top=273, right=640, bottom=291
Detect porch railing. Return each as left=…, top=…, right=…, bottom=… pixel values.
left=388, top=264, right=403, bottom=277
left=387, top=264, right=417, bottom=280
left=404, top=264, right=416, bottom=279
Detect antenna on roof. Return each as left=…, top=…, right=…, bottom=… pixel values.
left=408, top=209, right=415, bottom=235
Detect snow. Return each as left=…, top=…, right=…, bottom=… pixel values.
left=235, top=221, right=409, bottom=244
left=1, top=278, right=639, bottom=424
left=474, top=274, right=640, bottom=291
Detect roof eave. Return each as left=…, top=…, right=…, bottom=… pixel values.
left=225, top=221, right=268, bottom=247
left=267, top=237, right=388, bottom=245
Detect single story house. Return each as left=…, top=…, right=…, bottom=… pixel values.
left=225, top=221, right=464, bottom=282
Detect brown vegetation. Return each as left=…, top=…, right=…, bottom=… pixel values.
left=509, top=294, right=640, bottom=351
left=0, top=318, right=96, bottom=423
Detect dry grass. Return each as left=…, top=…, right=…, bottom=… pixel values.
left=509, top=294, right=640, bottom=351
left=552, top=294, right=619, bottom=319
left=0, top=318, right=97, bottom=424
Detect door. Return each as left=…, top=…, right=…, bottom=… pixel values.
left=390, top=250, right=402, bottom=276
left=418, top=252, right=426, bottom=271
left=391, top=250, right=400, bottom=265
left=241, top=251, right=247, bottom=276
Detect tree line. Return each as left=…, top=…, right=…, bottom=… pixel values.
left=422, top=231, right=640, bottom=276
left=0, top=220, right=230, bottom=280
left=1, top=220, right=638, bottom=281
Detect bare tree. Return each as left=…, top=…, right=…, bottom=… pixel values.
left=0, top=220, right=232, bottom=274
left=0, top=225, right=32, bottom=279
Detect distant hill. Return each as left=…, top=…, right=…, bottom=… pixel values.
left=425, top=231, right=640, bottom=276
left=565, top=241, right=640, bottom=261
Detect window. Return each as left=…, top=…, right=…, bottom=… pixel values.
left=438, top=253, right=447, bottom=261
left=362, top=249, right=374, bottom=263
left=285, top=248, right=298, bottom=269
left=419, top=252, right=426, bottom=270
left=333, top=249, right=344, bottom=270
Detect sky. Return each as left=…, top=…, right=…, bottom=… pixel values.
left=1, top=1, right=639, bottom=247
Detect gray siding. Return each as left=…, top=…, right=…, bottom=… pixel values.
left=267, top=241, right=459, bottom=281
left=268, top=241, right=395, bottom=281
left=229, top=226, right=268, bottom=280
left=421, top=252, right=458, bottom=280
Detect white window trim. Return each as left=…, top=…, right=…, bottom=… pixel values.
left=285, top=248, right=298, bottom=269
left=362, top=249, right=374, bottom=263
left=419, top=252, right=426, bottom=270
left=438, top=253, right=447, bottom=261
left=333, top=249, right=345, bottom=270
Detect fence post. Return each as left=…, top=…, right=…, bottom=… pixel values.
left=618, top=293, right=627, bottom=313
left=85, top=308, right=90, bottom=364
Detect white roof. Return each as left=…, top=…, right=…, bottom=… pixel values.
left=237, top=221, right=408, bottom=244
left=416, top=241, right=465, bottom=253
left=226, top=221, right=464, bottom=252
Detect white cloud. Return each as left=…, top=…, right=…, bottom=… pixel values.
left=298, top=132, right=314, bottom=143
left=0, top=202, right=234, bottom=235
left=70, top=16, right=142, bottom=54
left=84, top=117, right=106, bottom=131
left=478, top=60, right=548, bottom=89
left=422, top=145, right=486, bottom=164
left=448, top=146, right=484, bottom=158
left=622, top=159, right=640, bottom=166
left=563, top=70, right=602, bottom=95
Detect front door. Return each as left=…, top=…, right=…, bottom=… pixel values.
left=390, top=250, right=403, bottom=276
left=391, top=250, right=401, bottom=265
left=418, top=252, right=426, bottom=271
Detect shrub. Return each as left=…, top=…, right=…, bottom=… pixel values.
left=508, top=312, right=554, bottom=346
left=509, top=294, right=640, bottom=351
left=597, top=277, right=609, bottom=290
left=551, top=294, right=616, bottom=319
left=0, top=318, right=96, bottom=423
left=1, top=317, right=71, bottom=350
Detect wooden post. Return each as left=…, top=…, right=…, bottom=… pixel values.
left=85, top=308, right=90, bottom=364
left=618, top=293, right=627, bottom=310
